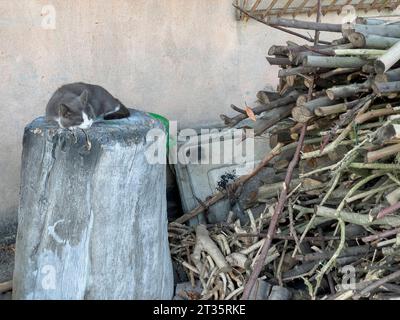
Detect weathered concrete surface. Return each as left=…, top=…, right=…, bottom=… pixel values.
left=13, top=111, right=173, bottom=299
left=0, top=0, right=391, bottom=240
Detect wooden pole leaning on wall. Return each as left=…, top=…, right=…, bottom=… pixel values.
left=13, top=110, right=173, bottom=299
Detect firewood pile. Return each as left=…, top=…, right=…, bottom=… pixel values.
left=169, top=8, right=400, bottom=300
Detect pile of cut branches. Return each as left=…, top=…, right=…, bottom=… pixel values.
left=169, top=7, right=400, bottom=300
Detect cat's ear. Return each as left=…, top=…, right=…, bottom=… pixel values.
left=59, top=104, right=72, bottom=118
left=80, top=89, right=89, bottom=106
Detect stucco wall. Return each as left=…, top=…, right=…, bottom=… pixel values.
left=0, top=0, right=390, bottom=232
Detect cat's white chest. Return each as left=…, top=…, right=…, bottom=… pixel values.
left=78, top=111, right=93, bottom=129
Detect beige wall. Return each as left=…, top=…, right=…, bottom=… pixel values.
left=0, top=0, right=389, bottom=229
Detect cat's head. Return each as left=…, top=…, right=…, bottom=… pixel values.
left=57, top=90, right=93, bottom=129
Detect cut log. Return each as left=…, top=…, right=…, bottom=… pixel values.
left=292, top=96, right=337, bottom=123
left=13, top=112, right=173, bottom=300
left=331, top=37, right=350, bottom=45
left=352, top=24, right=400, bottom=39
left=366, top=143, right=400, bottom=163
left=292, top=97, right=335, bottom=123
left=375, top=41, right=400, bottom=74
left=326, top=81, right=372, bottom=100
left=268, top=45, right=289, bottom=56
left=266, top=56, right=291, bottom=66
left=220, top=90, right=301, bottom=127
left=286, top=75, right=305, bottom=88
left=296, top=94, right=309, bottom=107
left=257, top=178, right=323, bottom=201
left=347, top=32, right=366, bottom=48
left=278, top=66, right=320, bottom=78
left=372, top=81, right=400, bottom=95
left=355, top=108, right=400, bottom=125
left=375, top=68, right=400, bottom=82
left=303, top=56, right=367, bottom=68
left=334, top=48, right=386, bottom=58
left=319, top=67, right=359, bottom=79
left=314, top=99, right=361, bottom=117
left=348, top=32, right=399, bottom=49
left=346, top=71, right=364, bottom=82
left=355, top=17, right=386, bottom=25
left=270, top=129, right=293, bottom=148
left=362, top=63, right=376, bottom=74
left=257, top=179, right=301, bottom=201
left=314, top=103, right=347, bottom=117
left=256, top=90, right=280, bottom=104
left=304, top=77, right=340, bottom=90
left=297, top=95, right=334, bottom=111
left=287, top=43, right=352, bottom=56
left=289, top=51, right=324, bottom=65
left=254, top=104, right=295, bottom=136
left=305, top=91, right=337, bottom=105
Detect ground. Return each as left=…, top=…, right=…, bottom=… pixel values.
left=0, top=241, right=14, bottom=300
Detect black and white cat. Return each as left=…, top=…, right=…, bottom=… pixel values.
left=46, top=82, right=130, bottom=149
left=46, top=82, right=130, bottom=129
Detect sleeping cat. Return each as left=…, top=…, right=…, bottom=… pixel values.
left=46, top=82, right=130, bottom=149
left=46, top=82, right=130, bottom=129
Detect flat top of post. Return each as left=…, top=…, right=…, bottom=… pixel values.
left=24, top=109, right=165, bottom=147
